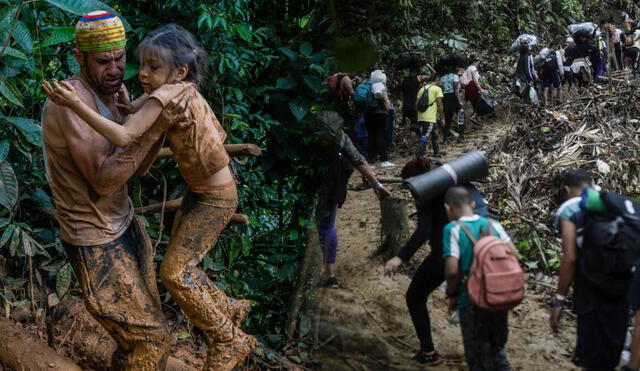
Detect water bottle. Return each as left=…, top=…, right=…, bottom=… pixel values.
left=457, top=108, right=465, bottom=126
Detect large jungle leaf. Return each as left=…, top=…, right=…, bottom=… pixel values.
left=0, top=162, right=18, bottom=211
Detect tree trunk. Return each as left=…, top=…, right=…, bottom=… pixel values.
left=49, top=297, right=197, bottom=371
left=376, top=197, right=410, bottom=260
left=285, top=227, right=323, bottom=338
left=0, top=317, right=82, bottom=371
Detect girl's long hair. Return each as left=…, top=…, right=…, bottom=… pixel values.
left=136, top=24, right=206, bottom=87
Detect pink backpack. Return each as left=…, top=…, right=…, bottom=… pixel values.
left=458, top=221, right=525, bottom=311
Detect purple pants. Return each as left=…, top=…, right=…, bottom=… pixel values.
left=317, top=202, right=338, bottom=264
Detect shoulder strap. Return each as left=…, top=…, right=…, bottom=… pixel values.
left=457, top=222, right=478, bottom=244
left=485, top=218, right=495, bottom=236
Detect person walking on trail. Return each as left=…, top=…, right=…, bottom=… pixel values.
left=542, top=43, right=564, bottom=106
left=401, top=67, right=428, bottom=134
left=513, top=43, right=538, bottom=103
left=315, top=112, right=390, bottom=288
left=443, top=186, right=514, bottom=371
left=572, top=33, right=596, bottom=87
left=44, top=23, right=258, bottom=371
left=41, top=11, right=186, bottom=370
left=563, top=37, right=577, bottom=93
left=365, top=70, right=395, bottom=168
left=549, top=170, right=628, bottom=371
left=441, top=65, right=463, bottom=144
left=384, top=159, right=488, bottom=366
left=461, top=56, right=485, bottom=127
left=327, top=72, right=358, bottom=141
left=415, top=75, right=444, bottom=158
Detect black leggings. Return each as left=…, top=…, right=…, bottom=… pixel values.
left=405, top=252, right=445, bottom=352
left=442, top=93, right=461, bottom=142
left=365, top=111, right=388, bottom=162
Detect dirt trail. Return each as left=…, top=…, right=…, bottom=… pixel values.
left=314, top=106, right=579, bottom=370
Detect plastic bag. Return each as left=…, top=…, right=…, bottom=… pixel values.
left=510, top=34, right=538, bottom=51
left=369, top=69, right=387, bottom=85
left=538, top=48, right=552, bottom=59
left=529, top=86, right=539, bottom=104
left=568, top=22, right=596, bottom=38
left=371, top=82, right=387, bottom=100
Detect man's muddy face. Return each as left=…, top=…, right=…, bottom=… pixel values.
left=80, top=48, right=126, bottom=95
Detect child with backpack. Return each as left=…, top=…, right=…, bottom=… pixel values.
left=442, top=186, right=520, bottom=371
left=384, top=163, right=489, bottom=367
left=550, top=169, right=630, bottom=370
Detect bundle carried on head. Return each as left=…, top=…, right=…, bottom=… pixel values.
left=567, top=22, right=596, bottom=39
left=75, top=11, right=126, bottom=52
left=510, top=34, right=538, bottom=52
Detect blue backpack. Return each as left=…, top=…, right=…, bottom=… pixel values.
left=353, top=82, right=378, bottom=114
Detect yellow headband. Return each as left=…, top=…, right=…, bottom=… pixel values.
left=75, top=11, right=126, bottom=52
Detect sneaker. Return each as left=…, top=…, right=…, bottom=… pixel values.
left=323, top=276, right=339, bottom=288
left=380, top=161, right=395, bottom=168
left=411, top=350, right=443, bottom=366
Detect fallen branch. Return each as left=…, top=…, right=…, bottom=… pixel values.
left=39, top=206, right=249, bottom=225
left=0, top=316, right=82, bottom=370
left=377, top=177, right=403, bottom=184
left=134, top=200, right=249, bottom=225
left=157, top=143, right=262, bottom=159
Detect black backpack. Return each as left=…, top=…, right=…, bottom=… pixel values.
left=580, top=191, right=640, bottom=297
left=416, top=85, right=435, bottom=113
left=306, top=111, right=345, bottom=152
left=544, top=55, right=558, bottom=71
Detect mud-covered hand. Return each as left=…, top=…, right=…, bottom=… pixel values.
left=115, top=86, right=135, bottom=114
left=549, top=306, right=563, bottom=333
left=384, top=256, right=402, bottom=276
left=42, top=79, right=81, bottom=107
left=241, top=144, right=262, bottom=156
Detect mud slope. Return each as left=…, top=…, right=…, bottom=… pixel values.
left=314, top=105, right=578, bottom=371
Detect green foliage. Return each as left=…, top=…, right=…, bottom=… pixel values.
left=0, top=0, right=329, bottom=352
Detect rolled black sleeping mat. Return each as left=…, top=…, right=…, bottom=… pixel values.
left=404, top=151, right=489, bottom=205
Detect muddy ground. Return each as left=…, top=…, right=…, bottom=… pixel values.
left=313, top=104, right=580, bottom=371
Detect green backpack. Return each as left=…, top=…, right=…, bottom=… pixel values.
left=306, top=111, right=345, bottom=151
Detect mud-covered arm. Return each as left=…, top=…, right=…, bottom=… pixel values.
left=45, top=101, right=161, bottom=196
left=44, top=80, right=189, bottom=147
left=134, top=133, right=166, bottom=177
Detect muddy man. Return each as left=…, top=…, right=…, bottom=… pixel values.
left=41, top=11, right=184, bottom=370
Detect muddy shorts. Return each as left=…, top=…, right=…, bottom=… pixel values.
left=459, top=305, right=511, bottom=371
left=63, top=217, right=172, bottom=371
